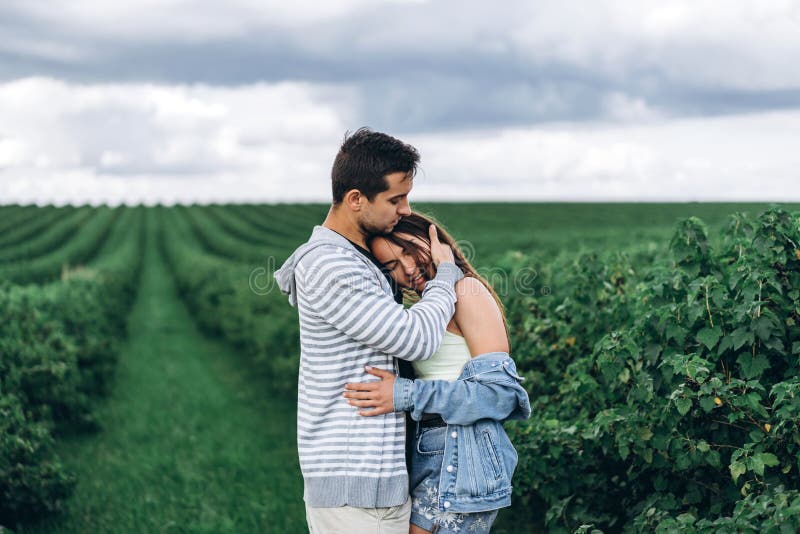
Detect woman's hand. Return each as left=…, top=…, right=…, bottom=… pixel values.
left=344, top=366, right=397, bottom=416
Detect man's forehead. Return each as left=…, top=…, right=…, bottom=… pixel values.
left=383, top=172, right=413, bottom=194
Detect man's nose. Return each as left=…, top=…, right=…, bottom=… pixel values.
left=397, top=198, right=411, bottom=216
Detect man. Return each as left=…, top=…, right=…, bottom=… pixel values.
left=274, top=128, right=463, bottom=533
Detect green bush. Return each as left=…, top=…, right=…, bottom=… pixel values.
left=505, top=207, right=800, bottom=532
left=0, top=393, right=75, bottom=526
left=0, top=208, right=144, bottom=527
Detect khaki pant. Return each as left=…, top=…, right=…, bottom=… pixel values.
left=305, top=499, right=411, bottom=534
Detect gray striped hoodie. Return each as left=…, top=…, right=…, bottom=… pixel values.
left=274, top=225, right=463, bottom=508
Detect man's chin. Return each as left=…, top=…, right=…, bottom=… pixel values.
left=383, top=220, right=400, bottom=233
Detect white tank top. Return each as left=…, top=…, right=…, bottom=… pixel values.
left=412, top=330, right=472, bottom=381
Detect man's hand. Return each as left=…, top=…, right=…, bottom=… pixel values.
left=344, top=366, right=397, bottom=416
left=429, top=224, right=454, bottom=266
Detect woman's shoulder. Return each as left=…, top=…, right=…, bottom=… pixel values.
left=454, top=276, right=496, bottom=310
left=455, top=275, right=489, bottom=296
left=453, top=276, right=509, bottom=355
left=455, top=276, right=492, bottom=301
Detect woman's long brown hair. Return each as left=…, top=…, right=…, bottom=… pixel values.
left=367, top=211, right=510, bottom=340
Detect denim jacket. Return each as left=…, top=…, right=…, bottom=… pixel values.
left=393, top=352, right=531, bottom=513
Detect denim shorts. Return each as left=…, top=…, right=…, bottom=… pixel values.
left=409, top=423, right=499, bottom=533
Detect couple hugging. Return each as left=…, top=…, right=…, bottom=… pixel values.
left=275, top=128, right=531, bottom=534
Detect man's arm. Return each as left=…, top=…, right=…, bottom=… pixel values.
left=299, top=226, right=463, bottom=361
left=344, top=364, right=531, bottom=425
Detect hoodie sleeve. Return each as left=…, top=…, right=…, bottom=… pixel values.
left=296, top=248, right=463, bottom=362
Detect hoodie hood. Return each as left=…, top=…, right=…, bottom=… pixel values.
left=274, top=225, right=358, bottom=307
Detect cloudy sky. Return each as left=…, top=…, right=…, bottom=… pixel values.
left=1, top=0, right=798, bottom=204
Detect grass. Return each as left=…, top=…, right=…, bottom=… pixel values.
left=20, top=217, right=304, bottom=533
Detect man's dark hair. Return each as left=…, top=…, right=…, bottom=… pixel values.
left=331, top=127, right=420, bottom=204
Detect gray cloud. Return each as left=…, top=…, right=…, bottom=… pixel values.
left=1, top=1, right=799, bottom=132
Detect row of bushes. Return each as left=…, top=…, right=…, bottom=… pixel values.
left=0, top=208, right=121, bottom=285
left=0, top=208, right=144, bottom=528
left=0, top=208, right=92, bottom=264
left=157, top=207, right=301, bottom=394
left=503, top=207, right=800, bottom=532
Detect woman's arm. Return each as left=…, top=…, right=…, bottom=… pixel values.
left=453, top=276, right=509, bottom=356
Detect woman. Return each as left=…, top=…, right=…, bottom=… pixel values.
left=344, top=212, right=530, bottom=534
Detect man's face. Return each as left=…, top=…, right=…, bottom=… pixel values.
left=358, top=171, right=413, bottom=236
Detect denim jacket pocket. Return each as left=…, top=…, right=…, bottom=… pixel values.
left=417, top=426, right=446, bottom=456
left=482, top=430, right=503, bottom=480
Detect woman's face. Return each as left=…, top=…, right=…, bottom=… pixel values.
left=371, top=233, right=432, bottom=292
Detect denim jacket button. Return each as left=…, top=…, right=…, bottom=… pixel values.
left=451, top=431, right=458, bottom=439
left=443, top=501, right=451, bottom=509
left=446, top=465, right=454, bottom=473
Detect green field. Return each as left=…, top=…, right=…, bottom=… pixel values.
left=1, top=202, right=798, bottom=533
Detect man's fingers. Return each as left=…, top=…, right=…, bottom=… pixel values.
left=364, top=365, right=394, bottom=379
left=359, top=407, right=390, bottom=417
left=343, top=391, right=376, bottom=400
left=428, top=224, right=455, bottom=266
left=344, top=381, right=379, bottom=392
left=347, top=399, right=382, bottom=408
left=428, top=224, right=440, bottom=245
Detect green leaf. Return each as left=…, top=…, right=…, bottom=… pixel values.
left=717, top=334, right=734, bottom=355
left=711, top=286, right=727, bottom=307
left=754, top=315, right=774, bottom=341
left=737, top=353, right=771, bottom=380
left=696, top=440, right=710, bottom=452
left=676, top=453, right=691, bottom=470
left=750, top=455, right=765, bottom=477
left=638, top=427, right=654, bottom=441
left=697, top=326, right=723, bottom=350
left=618, top=367, right=630, bottom=384
left=652, top=432, right=671, bottom=451
left=730, top=460, right=746, bottom=482
left=731, top=327, right=751, bottom=350
left=699, top=396, right=717, bottom=413
left=676, top=397, right=692, bottom=416
left=666, top=324, right=687, bottom=345
left=758, top=452, right=780, bottom=467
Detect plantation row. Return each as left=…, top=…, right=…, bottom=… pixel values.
left=157, top=205, right=311, bottom=394
left=1, top=207, right=144, bottom=526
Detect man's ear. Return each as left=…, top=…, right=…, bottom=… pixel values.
left=343, top=189, right=363, bottom=211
